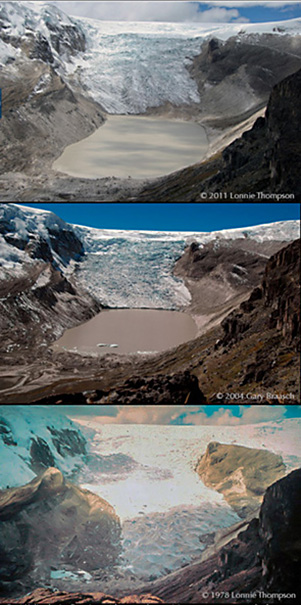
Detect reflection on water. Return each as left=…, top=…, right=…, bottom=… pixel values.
left=53, top=308, right=197, bottom=355
left=53, top=116, right=208, bottom=179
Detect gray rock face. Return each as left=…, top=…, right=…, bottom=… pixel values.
left=0, top=205, right=102, bottom=357
left=220, top=239, right=300, bottom=350
left=259, top=469, right=301, bottom=592
left=1, top=205, right=84, bottom=268
left=0, top=262, right=101, bottom=356
left=189, top=33, right=301, bottom=119
left=196, top=441, right=286, bottom=517
left=173, top=238, right=288, bottom=317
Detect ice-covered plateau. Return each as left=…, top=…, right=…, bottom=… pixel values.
left=1, top=1, right=301, bottom=113
left=0, top=203, right=299, bottom=310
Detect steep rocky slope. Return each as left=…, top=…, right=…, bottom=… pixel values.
left=0, top=263, right=101, bottom=355
left=0, top=468, right=121, bottom=596
left=0, top=204, right=102, bottom=358
left=189, top=33, right=301, bottom=124
left=221, top=238, right=300, bottom=351
left=196, top=442, right=286, bottom=516
left=138, top=67, right=301, bottom=201
left=173, top=237, right=288, bottom=321
left=138, top=469, right=301, bottom=603
left=0, top=2, right=105, bottom=178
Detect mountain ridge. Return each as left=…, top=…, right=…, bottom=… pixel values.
left=0, top=204, right=299, bottom=403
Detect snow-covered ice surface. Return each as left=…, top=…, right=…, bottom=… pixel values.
left=69, top=16, right=301, bottom=113
left=77, top=419, right=301, bottom=520
left=1, top=2, right=300, bottom=114
left=0, top=203, right=79, bottom=276
left=0, top=204, right=299, bottom=309
left=0, top=405, right=87, bottom=488
left=76, top=419, right=301, bottom=578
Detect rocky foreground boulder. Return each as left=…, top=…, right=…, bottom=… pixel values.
left=0, top=587, right=164, bottom=604
left=196, top=442, right=286, bottom=516
left=0, top=468, right=121, bottom=595
left=32, top=370, right=207, bottom=405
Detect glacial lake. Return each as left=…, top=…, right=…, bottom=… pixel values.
left=53, top=309, right=197, bottom=355
left=53, top=116, right=208, bottom=179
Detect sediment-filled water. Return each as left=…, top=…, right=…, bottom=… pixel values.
left=53, top=116, right=208, bottom=179
left=53, top=308, right=197, bottom=355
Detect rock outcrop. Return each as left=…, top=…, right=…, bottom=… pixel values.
left=0, top=204, right=102, bottom=359
left=210, top=68, right=301, bottom=197
left=173, top=237, right=288, bottom=317
left=189, top=33, right=301, bottom=121
left=221, top=239, right=300, bottom=351
left=196, top=442, right=286, bottom=517
left=0, top=262, right=101, bottom=356
left=0, top=2, right=87, bottom=63
left=139, top=469, right=301, bottom=603
left=0, top=468, right=121, bottom=594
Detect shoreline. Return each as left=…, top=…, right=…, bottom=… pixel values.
left=0, top=104, right=265, bottom=202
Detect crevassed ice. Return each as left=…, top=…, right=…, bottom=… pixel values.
left=70, top=19, right=204, bottom=113
left=73, top=220, right=299, bottom=309
left=58, top=16, right=301, bottom=114
left=74, top=236, right=191, bottom=309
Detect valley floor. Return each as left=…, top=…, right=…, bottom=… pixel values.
left=0, top=106, right=265, bottom=202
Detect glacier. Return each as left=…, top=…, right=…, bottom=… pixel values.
left=76, top=418, right=301, bottom=577
left=1, top=403, right=300, bottom=580
left=0, top=204, right=299, bottom=309
left=73, top=220, right=300, bottom=308
left=78, top=419, right=301, bottom=520
left=1, top=1, right=301, bottom=113
left=68, top=16, right=301, bottom=113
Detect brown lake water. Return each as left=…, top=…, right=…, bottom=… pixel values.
left=53, top=309, right=197, bottom=355
left=53, top=116, right=208, bottom=179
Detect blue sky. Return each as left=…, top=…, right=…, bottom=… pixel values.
left=197, top=2, right=301, bottom=23
left=21, top=203, right=300, bottom=232
left=58, top=404, right=301, bottom=424
left=51, top=1, right=301, bottom=23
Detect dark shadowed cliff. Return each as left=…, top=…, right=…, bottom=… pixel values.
left=137, top=469, right=301, bottom=603
left=138, top=68, right=301, bottom=201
